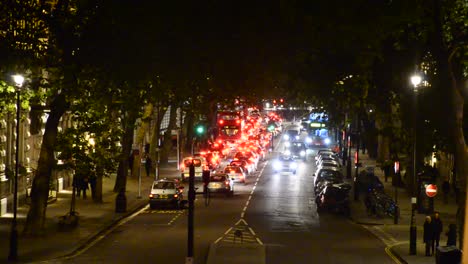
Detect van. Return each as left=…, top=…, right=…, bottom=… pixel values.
left=180, top=157, right=210, bottom=181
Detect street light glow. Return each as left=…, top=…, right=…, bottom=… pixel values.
left=12, top=75, right=24, bottom=87
left=410, top=74, right=422, bottom=88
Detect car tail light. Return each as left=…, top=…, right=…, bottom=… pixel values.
left=225, top=180, right=230, bottom=185
left=236, top=119, right=241, bottom=124
left=219, top=120, right=224, bottom=124
left=149, top=194, right=154, bottom=198
left=174, top=194, right=178, bottom=198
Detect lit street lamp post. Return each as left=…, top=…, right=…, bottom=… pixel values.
left=8, top=74, right=24, bottom=261
left=409, top=73, right=422, bottom=255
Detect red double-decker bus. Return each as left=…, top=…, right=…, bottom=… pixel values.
left=216, top=111, right=243, bottom=142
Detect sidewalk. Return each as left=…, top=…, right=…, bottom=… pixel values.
left=0, top=163, right=181, bottom=263
left=348, top=150, right=459, bottom=264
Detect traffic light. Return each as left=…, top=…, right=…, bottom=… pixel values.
left=195, top=124, right=206, bottom=136
left=267, top=123, right=275, bottom=132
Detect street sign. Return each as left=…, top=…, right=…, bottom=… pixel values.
left=425, top=184, right=437, bottom=197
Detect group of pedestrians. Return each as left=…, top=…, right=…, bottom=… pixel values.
left=423, top=212, right=457, bottom=256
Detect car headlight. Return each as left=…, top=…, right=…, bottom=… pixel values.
left=273, top=161, right=282, bottom=170
left=295, top=135, right=300, bottom=140
left=290, top=162, right=298, bottom=169
left=284, top=141, right=291, bottom=147
left=324, top=138, right=331, bottom=145
left=300, top=150, right=306, bottom=156
left=284, top=150, right=291, bottom=156
left=305, top=137, right=312, bottom=143
left=283, top=135, right=289, bottom=140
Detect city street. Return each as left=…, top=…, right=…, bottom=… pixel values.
left=56, top=127, right=394, bottom=264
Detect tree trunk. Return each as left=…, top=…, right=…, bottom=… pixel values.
left=160, top=104, right=177, bottom=164
left=93, top=171, right=103, bottom=203
left=23, top=94, right=68, bottom=236
left=113, top=123, right=134, bottom=193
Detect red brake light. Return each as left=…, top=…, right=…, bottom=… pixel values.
left=225, top=181, right=229, bottom=185
left=149, top=194, right=154, bottom=198
left=219, top=120, right=224, bottom=124
left=236, top=119, right=241, bottom=124
left=174, top=194, right=178, bottom=198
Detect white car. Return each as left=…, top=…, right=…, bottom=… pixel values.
left=149, top=179, right=184, bottom=209
left=224, top=165, right=247, bottom=183
left=273, top=157, right=298, bottom=175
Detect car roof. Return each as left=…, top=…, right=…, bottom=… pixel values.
left=317, top=166, right=341, bottom=171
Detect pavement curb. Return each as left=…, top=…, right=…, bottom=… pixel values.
left=33, top=199, right=149, bottom=263
left=387, top=243, right=409, bottom=264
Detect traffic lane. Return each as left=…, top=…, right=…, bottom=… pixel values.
left=246, top=158, right=394, bottom=264
left=63, top=171, right=260, bottom=264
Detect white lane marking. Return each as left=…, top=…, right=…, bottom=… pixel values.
left=224, top=227, right=233, bottom=235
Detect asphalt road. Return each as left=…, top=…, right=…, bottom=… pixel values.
left=60, top=126, right=395, bottom=264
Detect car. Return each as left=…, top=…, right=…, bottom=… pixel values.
left=273, top=156, right=298, bottom=174
left=316, top=160, right=341, bottom=171
left=285, top=141, right=307, bottom=161
left=207, top=173, right=234, bottom=197
left=230, top=159, right=252, bottom=176
left=223, top=165, right=247, bottom=183
left=313, top=167, right=344, bottom=193
left=149, top=179, right=184, bottom=209
left=180, top=157, right=210, bottom=181
left=283, top=128, right=301, bottom=142
left=316, top=154, right=341, bottom=166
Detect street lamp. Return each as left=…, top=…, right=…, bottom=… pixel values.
left=9, top=74, right=24, bottom=261
left=409, top=73, right=422, bottom=255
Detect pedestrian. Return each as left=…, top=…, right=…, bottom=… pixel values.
left=446, top=223, right=457, bottom=246
left=89, top=175, right=97, bottom=200
left=73, top=175, right=81, bottom=198
left=432, top=212, right=443, bottom=250
left=145, top=154, right=152, bottom=177
left=81, top=176, right=89, bottom=199
left=423, top=215, right=434, bottom=256
left=128, top=153, right=135, bottom=175
left=442, top=179, right=450, bottom=204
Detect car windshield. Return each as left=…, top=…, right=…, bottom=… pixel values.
left=286, top=130, right=299, bottom=136
left=318, top=170, right=343, bottom=181
left=154, top=182, right=175, bottom=189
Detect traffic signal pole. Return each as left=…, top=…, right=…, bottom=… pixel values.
left=186, top=163, right=195, bottom=263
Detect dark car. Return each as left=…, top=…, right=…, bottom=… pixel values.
left=286, top=141, right=307, bottom=161
left=313, top=168, right=344, bottom=193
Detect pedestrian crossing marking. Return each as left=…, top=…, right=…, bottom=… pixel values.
left=216, top=218, right=263, bottom=245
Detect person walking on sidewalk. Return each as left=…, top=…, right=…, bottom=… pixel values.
left=145, top=154, right=152, bottom=177
left=81, top=175, right=89, bottom=199
left=424, top=216, right=434, bottom=256
left=442, top=179, right=450, bottom=204
left=432, top=212, right=443, bottom=249
left=446, top=223, right=457, bottom=246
